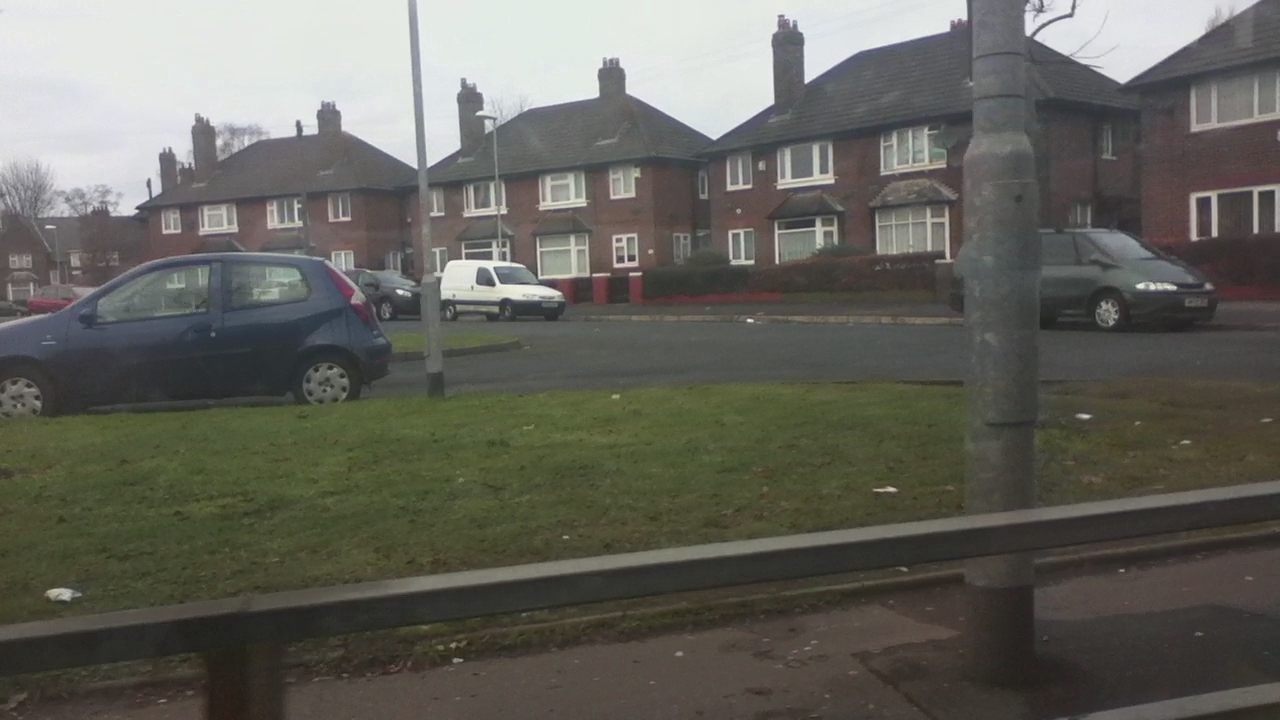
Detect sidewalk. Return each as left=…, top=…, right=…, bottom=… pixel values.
left=19, top=544, right=1280, bottom=719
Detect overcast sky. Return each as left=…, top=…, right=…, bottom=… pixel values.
left=1, top=0, right=1232, bottom=212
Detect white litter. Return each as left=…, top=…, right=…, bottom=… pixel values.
left=745, top=318, right=756, bottom=324
left=611, top=394, right=621, bottom=400
left=895, top=567, right=910, bottom=573
left=523, top=425, right=535, bottom=430
left=43, top=588, right=81, bottom=603
left=872, top=486, right=899, bottom=494
left=1262, top=418, right=1274, bottom=423
left=562, top=535, right=571, bottom=540
left=1074, top=414, right=1094, bottom=421
left=1194, top=632, right=1204, bottom=637
left=674, top=651, right=684, bottom=657
left=1246, top=576, right=1255, bottom=581
left=1179, top=440, right=1193, bottom=445
left=1135, top=421, right=1142, bottom=426
left=451, top=658, right=465, bottom=664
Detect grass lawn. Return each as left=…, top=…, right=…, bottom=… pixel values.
left=0, top=380, right=1276, bottom=627
left=388, top=331, right=514, bottom=353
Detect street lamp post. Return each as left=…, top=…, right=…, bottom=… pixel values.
left=475, top=111, right=503, bottom=260
left=43, top=225, right=60, bottom=284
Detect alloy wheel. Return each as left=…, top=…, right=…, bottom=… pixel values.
left=1094, top=298, right=1122, bottom=329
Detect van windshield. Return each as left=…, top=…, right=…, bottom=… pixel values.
left=494, top=266, right=541, bottom=285
left=1086, top=231, right=1159, bottom=260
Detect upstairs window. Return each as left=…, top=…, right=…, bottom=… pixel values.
left=778, top=141, right=833, bottom=187
left=199, top=204, right=237, bottom=234
left=429, top=188, right=445, bottom=216
left=267, top=197, right=303, bottom=228
left=1192, top=67, right=1280, bottom=129
left=1101, top=123, right=1115, bottom=159
left=464, top=180, right=506, bottom=215
left=881, top=126, right=947, bottom=173
left=539, top=172, right=586, bottom=208
left=161, top=208, right=182, bottom=234
left=609, top=166, right=637, bottom=199
left=328, top=193, right=352, bottom=222
left=726, top=153, right=753, bottom=190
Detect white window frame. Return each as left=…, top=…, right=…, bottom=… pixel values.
left=1069, top=202, right=1094, bottom=229
left=198, top=203, right=238, bottom=235
left=1100, top=123, right=1115, bottom=159
left=50, top=270, right=60, bottom=284
left=697, top=168, right=709, bottom=199
left=777, top=141, right=835, bottom=188
left=536, top=234, right=590, bottom=279
left=431, top=246, right=449, bottom=273
left=612, top=233, right=639, bottom=268
left=1191, top=67, right=1280, bottom=131
left=161, top=208, right=182, bottom=234
left=330, top=250, right=355, bottom=271
left=461, top=239, right=511, bottom=261
left=328, top=193, right=351, bottom=222
left=673, top=233, right=692, bottom=264
left=429, top=188, right=445, bottom=217
left=385, top=251, right=403, bottom=272
left=874, top=205, right=951, bottom=258
left=267, top=197, right=304, bottom=229
left=775, top=216, right=839, bottom=264
left=6, top=281, right=35, bottom=302
left=880, top=126, right=947, bottom=175
left=726, top=153, right=753, bottom=191
left=69, top=252, right=81, bottom=269
left=464, top=180, right=507, bottom=216
left=1189, top=184, right=1280, bottom=240
left=728, top=228, right=756, bottom=265
left=9, top=253, right=32, bottom=269
left=609, top=166, right=637, bottom=199
left=538, top=171, right=587, bottom=210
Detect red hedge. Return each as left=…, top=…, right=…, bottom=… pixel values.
left=1160, top=236, right=1280, bottom=288
left=747, top=252, right=944, bottom=293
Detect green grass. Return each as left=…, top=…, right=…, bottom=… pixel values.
left=0, top=380, right=1275, bottom=626
left=388, top=332, right=514, bottom=353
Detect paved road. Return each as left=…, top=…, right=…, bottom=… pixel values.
left=22, top=543, right=1280, bottom=719
left=374, top=317, right=1280, bottom=398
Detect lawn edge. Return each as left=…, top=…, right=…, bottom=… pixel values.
left=391, top=339, right=522, bottom=362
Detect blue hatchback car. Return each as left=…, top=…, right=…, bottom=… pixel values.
left=0, top=253, right=392, bottom=418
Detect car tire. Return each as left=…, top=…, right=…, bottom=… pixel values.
left=1090, top=291, right=1129, bottom=332
left=441, top=302, right=459, bottom=321
left=498, top=301, right=516, bottom=322
left=377, top=300, right=396, bottom=322
left=0, top=365, right=57, bottom=418
left=544, top=313, right=561, bottom=322
left=291, top=353, right=362, bottom=406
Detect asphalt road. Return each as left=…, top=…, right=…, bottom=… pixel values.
left=373, top=318, right=1280, bottom=397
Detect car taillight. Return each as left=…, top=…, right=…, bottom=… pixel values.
left=325, top=266, right=376, bottom=327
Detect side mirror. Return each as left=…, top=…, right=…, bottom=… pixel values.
left=77, top=308, right=97, bottom=327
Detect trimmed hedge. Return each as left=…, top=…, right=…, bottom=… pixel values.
left=1160, top=236, right=1280, bottom=288
left=642, top=265, right=752, bottom=299
left=747, top=252, right=944, bottom=294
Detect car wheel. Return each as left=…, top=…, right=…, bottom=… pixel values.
left=544, top=313, right=561, bottom=322
left=1090, top=292, right=1129, bottom=332
left=498, top=301, right=516, bottom=322
left=0, top=365, right=56, bottom=418
left=377, top=300, right=396, bottom=322
left=441, top=302, right=458, bottom=322
left=292, top=354, right=362, bottom=405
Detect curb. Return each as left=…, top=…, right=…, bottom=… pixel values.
left=26, top=524, right=1280, bottom=703
left=571, top=314, right=963, bottom=326
left=390, top=339, right=522, bottom=363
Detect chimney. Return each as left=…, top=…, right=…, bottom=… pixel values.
left=598, top=57, right=626, bottom=100
left=317, top=101, right=342, bottom=137
left=179, top=165, right=195, bottom=186
left=457, top=78, right=486, bottom=158
left=772, top=15, right=805, bottom=116
left=296, top=120, right=304, bottom=138
left=191, top=114, right=218, bottom=183
left=158, top=147, right=178, bottom=192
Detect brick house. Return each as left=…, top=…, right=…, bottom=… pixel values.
left=1, top=211, right=148, bottom=299
left=699, top=16, right=1140, bottom=268
left=1, top=214, right=54, bottom=301
left=423, top=60, right=712, bottom=281
left=138, top=103, right=418, bottom=273
left=1124, top=0, right=1280, bottom=245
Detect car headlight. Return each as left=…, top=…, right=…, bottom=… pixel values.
left=1135, top=281, right=1178, bottom=291
left=521, top=293, right=543, bottom=300
left=394, top=288, right=412, bottom=297
left=1204, top=282, right=1215, bottom=291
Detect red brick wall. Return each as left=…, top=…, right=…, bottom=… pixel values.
left=1139, top=84, right=1280, bottom=245
left=1038, top=107, right=1140, bottom=230
left=1, top=217, right=54, bottom=296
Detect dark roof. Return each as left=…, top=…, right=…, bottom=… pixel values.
left=36, top=215, right=148, bottom=260
left=456, top=217, right=515, bottom=242
left=429, top=96, right=712, bottom=184
left=870, top=179, right=960, bottom=208
left=533, top=213, right=593, bottom=236
left=1125, top=0, right=1280, bottom=88
left=705, top=30, right=1136, bottom=155
left=767, top=192, right=846, bottom=220
left=138, top=133, right=417, bottom=209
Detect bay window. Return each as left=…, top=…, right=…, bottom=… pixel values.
left=537, top=235, right=589, bottom=278
left=775, top=216, right=838, bottom=263
left=874, top=205, right=950, bottom=256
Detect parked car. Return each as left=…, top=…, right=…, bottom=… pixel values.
left=26, top=284, right=95, bottom=315
left=0, top=300, right=27, bottom=318
left=344, top=268, right=421, bottom=321
left=950, top=229, right=1219, bottom=331
left=439, top=260, right=567, bottom=321
left=0, top=253, right=392, bottom=418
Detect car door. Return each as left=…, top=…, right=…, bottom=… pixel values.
left=468, top=267, right=499, bottom=314
left=1039, top=233, right=1093, bottom=317
left=61, top=262, right=222, bottom=405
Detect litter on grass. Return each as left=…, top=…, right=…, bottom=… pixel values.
left=44, top=588, right=81, bottom=603
left=1074, top=414, right=1094, bottom=421
left=872, top=486, right=899, bottom=494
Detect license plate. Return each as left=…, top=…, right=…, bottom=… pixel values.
left=1184, top=297, right=1209, bottom=308
left=541, top=302, right=559, bottom=308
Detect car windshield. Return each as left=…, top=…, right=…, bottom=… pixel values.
left=1086, top=231, right=1160, bottom=260
left=373, top=270, right=415, bottom=287
left=494, top=266, right=541, bottom=285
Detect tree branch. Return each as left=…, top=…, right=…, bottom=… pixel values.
left=1030, top=0, right=1080, bottom=40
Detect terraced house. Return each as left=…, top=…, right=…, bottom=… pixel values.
left=700, top=16, right=1140, bottom=267
left=1124, top=0, right=1280, bottom=245
left=424, top=60, right=712, bottom=280
left=139, top=104, right=417, bottom=272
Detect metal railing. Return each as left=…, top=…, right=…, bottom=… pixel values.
left=4, top=480, right=1280, bottom=719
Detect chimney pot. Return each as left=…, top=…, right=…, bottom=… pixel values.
left=598, top=57, right=627, bottom=100
left=317, top=102, right=342, bottom=137
left=772, top=15, right=806, bottom=116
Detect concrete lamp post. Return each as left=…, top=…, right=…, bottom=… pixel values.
left=43, top=225, right=60, bottom=284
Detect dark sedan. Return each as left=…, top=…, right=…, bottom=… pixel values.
left=0, top=253, right=392, bottom=418
left=345, top=269, right=421, bottom=321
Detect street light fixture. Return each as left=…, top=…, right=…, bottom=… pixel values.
left=474, top=111, right=505, bottom=260
left=43, top=224, right=60, bottom=284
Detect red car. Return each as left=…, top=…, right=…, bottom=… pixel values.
left=26, top=284, right=94, bottom=314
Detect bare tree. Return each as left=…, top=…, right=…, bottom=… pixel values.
left=1206, top=4, right=1236, bottom=31
left=486, top=94, right=533, bottom=126
left=59, top=184, right=123, bottom=217
left=1027, top=0, right=1080, bottom=40
left=0, top=158, right=58, bottom=218
left=216, top=123, right=270, bottom=160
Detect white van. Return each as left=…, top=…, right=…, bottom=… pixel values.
left=439, top=260, right=567, bottom=321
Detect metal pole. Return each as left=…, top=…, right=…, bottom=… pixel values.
left=492, top=122, right=503, bottom=259
left=959, top=0, right=1041, bottom=686
left=408, top=0, right=445, bottom=398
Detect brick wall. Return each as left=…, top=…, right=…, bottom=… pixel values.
left=1, top=217, right=53, bottom=299
left=1138, top=83, right=1280, bottom=245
